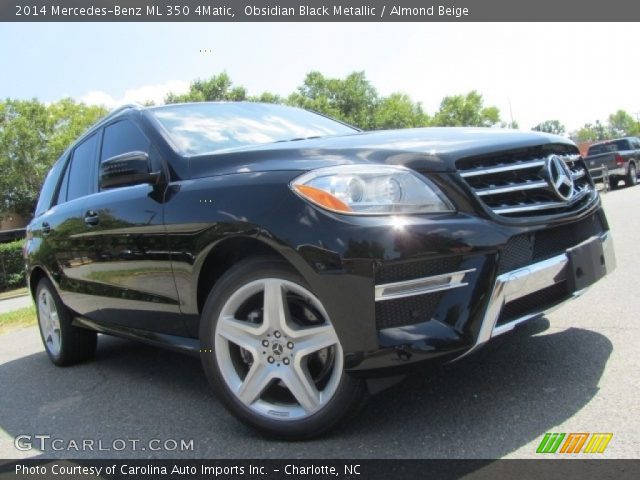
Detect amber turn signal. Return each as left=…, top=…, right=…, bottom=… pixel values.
left=293, top=184, right=353, bottom=213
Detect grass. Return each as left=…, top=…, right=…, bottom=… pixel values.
left=0, top=287, right=28, bottom=300
left=0, top=306, right=37, bottom=335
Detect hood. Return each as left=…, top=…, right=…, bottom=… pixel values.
left=188, top=127, right=577, bottom=179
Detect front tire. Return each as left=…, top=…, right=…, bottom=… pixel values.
left=626, top=164, right=637, bottom=187
left=36, top=278, right=97, bottom=366
left=199, top=258, right=366, bottom=439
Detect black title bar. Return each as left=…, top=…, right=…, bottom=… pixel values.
left=3, top=0, right=640, bottom=22
left=1, top=459, right=639, bottom=480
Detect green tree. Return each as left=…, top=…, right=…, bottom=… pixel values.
left=0, top=98, right=106, bottom=219
left=165, top=72, right=247, bottom=103
left=46, top=98, right=107, bottom=161
left=572, top=120, right=611, bottom=142
left=532, top=119, right=566, bottom=135
left=432, top=91, right=501, bottom=127
left=373, top=93, right=430, bottom=129
left=0, top=99, right=50, bottom=218
left=608, top=110, right=639, bottom=137
left=249, top=92, right=283, bottom=104
left=287, top=71, right=378, bottom=129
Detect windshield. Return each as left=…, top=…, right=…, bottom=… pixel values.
left=150, top=103, right=358, bottom=155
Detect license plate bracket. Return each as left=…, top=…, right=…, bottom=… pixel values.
left=566, top=236, right=607, bottom=292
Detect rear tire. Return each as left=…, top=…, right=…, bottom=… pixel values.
left=199, top=257, right=367, bottom=439
left=36, top=278, right=97, bottom=366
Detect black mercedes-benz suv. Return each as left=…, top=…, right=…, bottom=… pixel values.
left=25, top=102, right=615, bottom=438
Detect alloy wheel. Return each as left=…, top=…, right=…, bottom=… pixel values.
left=38, top=289, right=62, bottom=356
left=214, top=278, right=343, bottom=420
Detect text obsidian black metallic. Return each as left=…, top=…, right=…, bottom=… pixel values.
left=25, top=102, right=615, bottom=438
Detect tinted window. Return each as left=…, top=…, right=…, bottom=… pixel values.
left=616, top=139, right=631, bottom=151
left=67, top=133, right=99, bottom=201
left=150, top=103, right=357, bottom=155
left=587, top=144, right=613, bottom=155
left=101, top=120, right=150, bottom=162
left=588, top=140, right=631, bottom=155
left=34, top=157, right=66, bottom=216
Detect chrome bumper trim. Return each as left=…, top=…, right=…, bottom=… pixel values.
left=374, top=269, right=476, bottom=302
left=454, top=231, right=615, bottom=360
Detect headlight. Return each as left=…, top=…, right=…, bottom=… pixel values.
left=291, top=165, right=454, bottom=215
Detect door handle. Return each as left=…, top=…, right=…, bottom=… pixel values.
left=84, top=210, right=100, bottom=226
left=42, top=222, right=51, bottom=234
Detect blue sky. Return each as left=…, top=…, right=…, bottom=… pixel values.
left=1, top=22, right=638, bottom=131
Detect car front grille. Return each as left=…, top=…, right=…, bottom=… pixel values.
left=497, top=210, right=607, bottom=274
left=375, top=291, right=443, bottom=330
left=456, top=144, right=594, bottom=218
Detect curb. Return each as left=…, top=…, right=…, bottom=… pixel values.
left=0, top=293, right=30, bottom=302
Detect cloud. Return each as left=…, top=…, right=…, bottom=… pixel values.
left=80, top=80, right=190, bottom=108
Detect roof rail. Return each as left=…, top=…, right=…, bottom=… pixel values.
left=101, top=103, right=143, bottom=122
left=85, top=103, right=144, bottom=133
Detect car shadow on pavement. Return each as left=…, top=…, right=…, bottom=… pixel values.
left=341, top=318, right=612, bottom=458
left=0, top=317, right=611, bottom=459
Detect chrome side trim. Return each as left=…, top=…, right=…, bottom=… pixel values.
left=460, top=159, right=546, bottom=178
left=374, top=269, right=476, bottom=302
left=454, top=231, right=614, bottom=361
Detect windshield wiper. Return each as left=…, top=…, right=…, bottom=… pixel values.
left=273, top=135, right=323, bottom=143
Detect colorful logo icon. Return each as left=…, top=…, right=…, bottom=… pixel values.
left=536, top=433, right=612, bottom=454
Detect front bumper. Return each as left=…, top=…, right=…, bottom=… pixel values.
left=328, top=209, right=615, bottom=376
left=457, top=230, right=615, bottom=358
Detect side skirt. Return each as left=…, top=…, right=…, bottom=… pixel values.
left=72, top=317, right=201, bottom=357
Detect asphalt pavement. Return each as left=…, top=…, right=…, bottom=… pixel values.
left=0, top=186, right=638, bottom=460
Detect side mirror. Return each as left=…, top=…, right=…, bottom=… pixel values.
left=99, top=151, right=160, bottom=189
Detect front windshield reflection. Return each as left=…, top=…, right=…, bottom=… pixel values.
left=151, top=103, right=357, bottom=155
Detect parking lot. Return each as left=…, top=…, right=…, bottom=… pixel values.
left=0, top=186, right=638, bottom=460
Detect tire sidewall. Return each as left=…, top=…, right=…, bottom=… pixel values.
left=199, top=258, right=365, bottom=439
left=35, top=277, right=97, bottom=366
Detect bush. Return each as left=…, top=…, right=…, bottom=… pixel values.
left=0, top=239, right=26, bottom=291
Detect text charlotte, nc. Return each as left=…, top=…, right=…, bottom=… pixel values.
left=16, top=4, right=471, bottom=19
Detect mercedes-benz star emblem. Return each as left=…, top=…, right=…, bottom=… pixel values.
left=547, top=155, right=575, bottom=201
left=272, top=342, right=284, bottom=356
